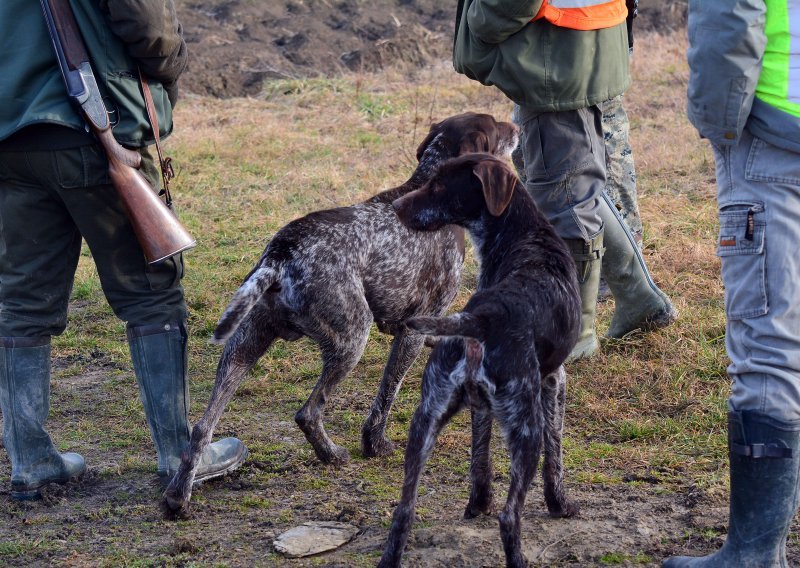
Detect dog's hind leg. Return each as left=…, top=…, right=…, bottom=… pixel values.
left=362, top=329, right=425, bottom=458
left=163, top=304, right=276, bottom=516
left=541, top=365, right=579, bottom=518
left=464, top=340, right=494, bottom=518
left=295, top=306, right=372, bottom=466
left=494, top=373, right=543, bottom=568
left=379, top=353, right=466, bottom=568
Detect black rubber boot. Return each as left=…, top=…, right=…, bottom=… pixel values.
left=0, top=337, right=85, bottom=500
left=127, top=323, right=247, bottom=485
left=599, top=192, right=677, bottom=338
left=663, top=410, right=800, bottom=567
left=564, top=233, right=604, bottom=361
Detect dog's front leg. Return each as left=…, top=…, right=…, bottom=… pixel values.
left=362, top=330, right=425, bottom=458
left=380, top=362, right=465, bottom=567
left=541, top=366, right=579, bottom=518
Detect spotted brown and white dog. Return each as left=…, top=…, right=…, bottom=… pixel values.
left=379, top=153, right=581, bottom=568
left=162, top=114, right=519, bottom=515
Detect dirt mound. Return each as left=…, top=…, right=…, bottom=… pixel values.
left=177, top=0, right=687, bottom=98
left=178, top=0, right=454, bottom=98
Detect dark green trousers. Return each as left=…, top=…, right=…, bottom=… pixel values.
left=0, top=143, right=186, bottom=337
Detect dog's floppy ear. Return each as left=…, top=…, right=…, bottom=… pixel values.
left=416, top=121, right=443, bottom=161
left=472, top=159, right=518, bottom=217
left=458, top=131, right=490, bottom=155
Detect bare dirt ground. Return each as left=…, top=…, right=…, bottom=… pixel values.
left=176, top=0, right=688, bottom=98
left=0, top=357, right=760, bottom=568
left=4, top=349, right=798, bottom=567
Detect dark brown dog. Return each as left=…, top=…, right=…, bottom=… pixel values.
left=380, top=154, right=581, bottom=568
left=162, top=114, right=519, bottom=516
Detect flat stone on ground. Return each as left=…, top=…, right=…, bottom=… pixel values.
left=273, top=521, right=359, bottom=558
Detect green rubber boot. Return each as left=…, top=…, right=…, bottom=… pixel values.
left=565, top=232, right=604, bottom=361
left=0, top=338, right=85, bottom=500
left=663, top=410, right=800, bottom=567
left=599, top=192, right=677, bottom=338
left=127, top=323, right=247, bottom=485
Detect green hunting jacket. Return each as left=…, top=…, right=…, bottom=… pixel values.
left=453, top=0, right=631, bottom=111
left=0, top=0, right=187, bottom=148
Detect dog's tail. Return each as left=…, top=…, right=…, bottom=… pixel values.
left=212, top=263, right=280, bottom=344
left=406, top=312, right=485, bottom=341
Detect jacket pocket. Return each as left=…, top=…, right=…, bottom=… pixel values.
left=716, top=202, right=767, bottom=320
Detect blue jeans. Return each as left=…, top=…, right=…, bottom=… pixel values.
left=714, top=128, right=800, bottom=421
left=514, top=104, right=606, bottom=241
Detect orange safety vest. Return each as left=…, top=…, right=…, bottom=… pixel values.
left=533, top=0, right=628, bottom=30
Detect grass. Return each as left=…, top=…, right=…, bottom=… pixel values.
left=0, top=30, right=743, bottom=566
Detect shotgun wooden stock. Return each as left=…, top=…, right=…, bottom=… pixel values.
left=94, top=128, right=196, bottom=264
left=41, top=0, right=196, bottom=265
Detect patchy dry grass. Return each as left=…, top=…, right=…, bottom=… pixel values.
left=0, top=30, right=756, bottom=566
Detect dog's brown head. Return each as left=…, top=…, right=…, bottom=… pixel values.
left=416, top=113, right=519, bottom=162
left=393, top=153, right=520, bottom=231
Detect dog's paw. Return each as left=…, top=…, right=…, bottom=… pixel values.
left=315, top=443, right=351, bottom=467
left=361, top=436, right=395, bottom=458
left=464, top=491, right=494, bottom=519
left=161, top=492, right=192, bottom=521
left=547, top=499, right=580, bottom=519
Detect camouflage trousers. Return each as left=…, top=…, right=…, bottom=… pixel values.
left=511, top=94, right=642, bottom=243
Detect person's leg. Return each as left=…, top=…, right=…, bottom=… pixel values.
left=126, top=322, right=247, bottom=483
left=518, top=105, right=605, bottom=242
left=518, top=105, right=605, bottom=359
left=0, top=150, right=87, bottom=499
left=52, top=145, right=187, bottom=327
left=598, top=95, right=642, bottom=243
left=599, top=191, right=677, bottom=338
left=664, top=129, right=800, bottom=567
left=50, top=145, right=246, bottom=483
left=514, top=97, right=640, bottom=309
left=597, top=94, right=640, bottom=300
left=515, top=104, right=676, bottom=351
left=514, top=98, right=643, bottom=240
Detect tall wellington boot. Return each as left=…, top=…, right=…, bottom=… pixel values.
left=663, top=411, right=800, bottom=567
left=564, top=232, right=604, bottom=361
left=599, top=192, right=677, bottom=338
left=0, top=338, right=85, bottom=500
left=127, top=323, right=247, bottom=485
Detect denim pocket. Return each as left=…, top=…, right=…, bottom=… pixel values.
left=745, top=137, right=800, bottom=185
left=717, top=201, right=767, bottom=320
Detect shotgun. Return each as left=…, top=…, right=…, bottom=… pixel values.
left=39, top=0, right=196, bottom=264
